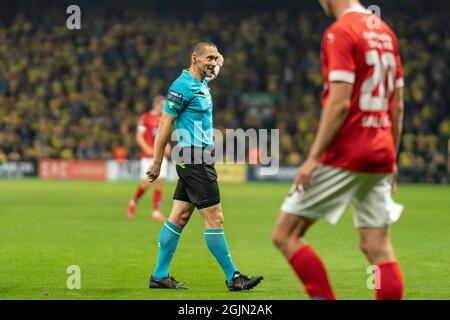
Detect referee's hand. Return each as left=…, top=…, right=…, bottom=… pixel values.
left=146, top=161, right=161, bottom=182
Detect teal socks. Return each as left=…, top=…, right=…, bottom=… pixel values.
left=153, top=221, right=183, bottom=279
left=204, top=229, right=238, bottom=283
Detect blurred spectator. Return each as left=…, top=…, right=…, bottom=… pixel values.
left=0, top=149, right=7, bottom=162
left=0, top=2, right=448, bottom=182
left=114, top=146, right=127, bottom=162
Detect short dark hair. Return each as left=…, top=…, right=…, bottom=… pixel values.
left=190, top=39, right=217, bottom=55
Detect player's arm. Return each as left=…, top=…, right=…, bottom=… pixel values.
left=208, top=53, right=224, bottom=81
left=295, top=82, right=353, bottom=188
left=391, top=33, right=405, bottom=152
left=390, top=87, right=404, bottom=192
left=295, top=26, right=355, bottom=189
left=147, top=112, right=175, bottom=182
left=390, top=37, right=405, bottom=192
left=391, top=87, right=404, bottom=151
left=136, top=127, right=153, bottom=157
left=309, top=82, right=353, bottom=161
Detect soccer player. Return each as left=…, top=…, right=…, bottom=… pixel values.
left=127, top=95, right=170, bottom=222
left=146, top=40, right=263, bottom=290
left=272, top=0, right=405, bottom=300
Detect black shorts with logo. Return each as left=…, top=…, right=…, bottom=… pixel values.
left=173, top=147, right=220, bottom=209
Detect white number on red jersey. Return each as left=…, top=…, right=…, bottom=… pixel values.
left=360, top=50, right=397, bottom=112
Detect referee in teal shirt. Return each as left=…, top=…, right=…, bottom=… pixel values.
left=146, top=40, right=263, bottom=291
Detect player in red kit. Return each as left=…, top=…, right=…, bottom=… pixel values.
left=272, top=0, right=405, bottom=300
left=127, top=95, right=170, bottom=221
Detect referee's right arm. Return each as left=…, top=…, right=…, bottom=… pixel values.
left=147, top=112, right=175, bottom=182
left=153, top=113, right=174, bottom=164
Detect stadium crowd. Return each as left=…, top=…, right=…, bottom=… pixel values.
left=0, top=3, right=448, bottom=182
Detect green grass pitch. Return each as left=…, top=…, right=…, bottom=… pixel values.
left=0, top=180, right=449, bottom=300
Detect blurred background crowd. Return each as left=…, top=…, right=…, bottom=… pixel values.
left=0, top=0, right=448, bottom=182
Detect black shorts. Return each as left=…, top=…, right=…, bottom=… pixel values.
left=173, top=148, right=220, bottom=209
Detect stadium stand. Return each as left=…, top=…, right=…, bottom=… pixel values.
left=0, top=0, right=448, bottom=183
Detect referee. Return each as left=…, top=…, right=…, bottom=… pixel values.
left=146, top=40, right=263, bottom=291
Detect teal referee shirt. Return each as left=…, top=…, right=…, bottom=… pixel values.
left=163, top=70, right=214, bottom=148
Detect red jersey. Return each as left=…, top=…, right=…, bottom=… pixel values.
left=320, top=8, right=404, bottom=173
left=137, top=112, right=161, bottom=158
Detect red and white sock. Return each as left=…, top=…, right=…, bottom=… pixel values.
left=133, top=186, right=146, bottom=203
left=375, top=261, right=403, bottom=300
left=289, top=245, right=336, bottom=300
left=153, top=189, right=162, bottom=212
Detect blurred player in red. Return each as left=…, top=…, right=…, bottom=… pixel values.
left=273, top=0, right=405, bottom=300
left=127, top=95, right=170, bottom=221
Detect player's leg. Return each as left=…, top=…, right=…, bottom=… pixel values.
left=352, top=174, right=404, bottom=300
left=358, top=228, right=403, bottom=299
left=358, top=227, right=396, bottom=265
left=272, top=212, right=314, bottom=258
left=151, top=177, right=165, bottom=222
left=199, top=203, right=263, bottom=291
left=127, top=179, right=151, bottom=219
left=272, top=212, right=335, bottom=300
left=136, top=179, right=152, bottom=201
left=150, top=199, right=195, bottom=289
left=273, top=165, right=360, bottom=299
left=151, top=157, right=169, bottom=221
left=127, top=158, right=153, bottom=219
